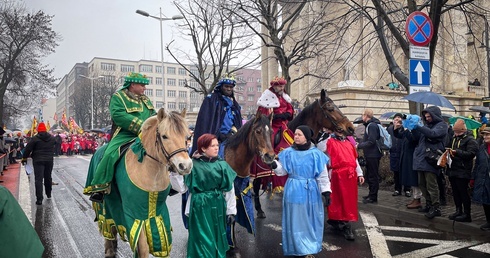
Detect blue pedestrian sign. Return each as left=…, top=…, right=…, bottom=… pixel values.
left=409, top=59, right=430, bottom=86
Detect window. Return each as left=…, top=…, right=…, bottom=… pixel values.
left=257, top=86, right=262, bottom=92
left=178, top=68, right=186, bottom=75
left=139, top=64, right=153, bottom=72
left=168, top=90, right=176, bottom=97
left=257, top=78, right=261, bottom=83
left=179, top=102, right=187, bottom=110
left=155, top=101, right=164, bottom=109
left=168, top=102, right=176, bottom=109
left=144, top=89, right=153, bottom=96
left=248, top=87, right=254, bottom=92
left=167, top=78, right=176, bottom=86
left=238, top=96, right=244, bottom=101
left=121, top=64, right=134, bottom=72
left=156, top=89, right=163, bottom=97
left=190, top=92, right=199, bottom=99
left=167, top=67, right=176, bottom=74
left=178, top=79, right=186, bottom=87
left=236, top=76, right=244, bottom=82
left=102, top=75, right=115, bottom=83
left=156, top=66, right=163, bottom=74
left=190, top=67, right=198, bottom=76
left=237, top=86, right=244, bottom=92
left=101, top=62, right=115, bottom=71
left=190, top=80, right=198, bottom=88
left=247, top=95, right=254, bottom=101
left=248, top=77, right=254, bottom=82
left=179, top=91, right=187, bottom=98
left=147, top=77, right=153, bottom=84
left=156, top=77, right=163, bottom=85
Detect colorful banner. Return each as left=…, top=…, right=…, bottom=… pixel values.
left=53, top=113, right=58, bottom=122
left=30, top=116, right=38, bottom=136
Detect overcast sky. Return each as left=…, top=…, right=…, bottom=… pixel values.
left=24, top=0, right=186, bottom=81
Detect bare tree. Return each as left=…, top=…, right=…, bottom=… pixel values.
left=168, top=0, right=260, bottom=96
left=71, top=71, right=121, bottom=129
left=0, top=4, right=58, bottom=124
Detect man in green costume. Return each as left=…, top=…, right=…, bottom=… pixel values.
left=84, top=72, right=156, bottom=202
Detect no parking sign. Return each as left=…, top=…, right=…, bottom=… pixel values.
left=405, top=11, right=433, bottom=46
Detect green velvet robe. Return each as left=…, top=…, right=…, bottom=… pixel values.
left=84, top=90, right=155, bottom=194
left=185, top=156, right=236, bottom=258
left=0, top=186, right=44, bottom=257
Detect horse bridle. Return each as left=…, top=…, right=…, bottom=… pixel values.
left=144, top=127, right=188, bottom=168
left=319, top=99, right=348, bottom=133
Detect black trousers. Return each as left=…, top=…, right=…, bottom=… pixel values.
left=448, top=177, right=471, bottom=213
left=393, top=170, right=411, bottom=192
left=484, top=204, right=490, bottom=223
left=365, top=157, right=381, bottom=200
left=33, top=160, right=53, bottom=202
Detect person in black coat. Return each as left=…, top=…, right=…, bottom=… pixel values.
left=388, top=113, right=411, bottom=197
left=472, top=127, right=490, bottom=231
left=22, top=122, right=56, bottom=205
left=445, top=119, right=478, bottom=222
left=358, top=109, right=382, bottom=204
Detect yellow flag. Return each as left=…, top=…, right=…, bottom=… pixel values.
left=46, top=121, right=51, bottom=131
left=30, top=116, right=38, bottom=136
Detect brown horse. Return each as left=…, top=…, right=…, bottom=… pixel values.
left=224, top=112, right=276, bottom=177
left=223, top=112, right=276, bottom=247
left=89, top=108, right=192, bottom=258
left=252, top=88, right=355, bottom=218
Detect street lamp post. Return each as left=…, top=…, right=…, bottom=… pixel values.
left=136, top=8, right=183, bottom=108
left=79, top=75, right=103, bottom=129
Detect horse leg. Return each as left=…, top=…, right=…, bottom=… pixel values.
left=104, top=226, right=118, bottom=258
left=253, top=178, right=266, bottom=218
left=136, top=227, right=150, bottom=258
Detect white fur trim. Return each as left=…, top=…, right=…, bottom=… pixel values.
left=257, top=89, right=280, bottom=108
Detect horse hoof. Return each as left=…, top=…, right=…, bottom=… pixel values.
left=257, top=211, right=266, bottom=218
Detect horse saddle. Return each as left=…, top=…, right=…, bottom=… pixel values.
left=118, top=140, right=134, bottom=156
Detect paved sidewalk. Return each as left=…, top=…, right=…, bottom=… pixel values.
left=358, top=186, right=488, bottom=235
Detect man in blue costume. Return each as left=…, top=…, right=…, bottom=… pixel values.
left=190, top=76, right=242, bottom=158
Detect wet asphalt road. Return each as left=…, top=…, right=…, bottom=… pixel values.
left=28, top=155, right=490, bottom=258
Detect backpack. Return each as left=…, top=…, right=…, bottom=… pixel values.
left=366, top=123, right=392, bottom=151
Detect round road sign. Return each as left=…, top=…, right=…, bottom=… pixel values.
left=405, top=11, right=433, bottom=46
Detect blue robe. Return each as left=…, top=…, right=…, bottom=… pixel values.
left=278, top=147, right=329, bottom=256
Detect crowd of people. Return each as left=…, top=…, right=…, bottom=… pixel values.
left=5, top=70, right=490, bottom=257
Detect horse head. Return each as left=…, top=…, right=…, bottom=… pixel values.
left=141, top=108, right=193, bottom=175
left=251, top=112, right=275, bottom=164
left=317, top=89, right=355, bottom=136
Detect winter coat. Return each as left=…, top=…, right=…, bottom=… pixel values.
left=472, top=143, right=490, bottom=205
left=445, top=132, right=478, bottom=179
left=393, top=126, right=418, bottom=187
left=357, top=117, right=383, bottom=158
left=22, top=132, right=56, bottom=162
left=388, top=124, right=402, bottom=172
left=412, top=106, right=448, bottom=174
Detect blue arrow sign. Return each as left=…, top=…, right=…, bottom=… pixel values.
left=409, top=59, right=430, bottom=86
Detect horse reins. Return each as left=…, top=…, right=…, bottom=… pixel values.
left=319, top=100, right=348, bottom=133
left=144, top=127, right=188, bottom=168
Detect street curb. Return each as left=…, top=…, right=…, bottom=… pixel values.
left=18, top=164, right=32, bottom=223
left=358, top=197, right=487, bottom=237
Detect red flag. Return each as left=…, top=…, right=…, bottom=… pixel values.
left=62, top=112, right=67, bottom=126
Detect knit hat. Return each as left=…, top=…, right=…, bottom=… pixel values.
left=37, top=122, right=47, bottom=133
left=296, top=125, right=313, bottom=141
left=121, top=72, right=150, bottom=89
left=452, top=119, right=467, bottom=133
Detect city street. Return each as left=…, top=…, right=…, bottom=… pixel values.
left=24, top=155, right=490, bottom=258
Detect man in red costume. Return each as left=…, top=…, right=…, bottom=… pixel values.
left=251, top=76, right=294, bottom=218
left=319, top=128, right=365, bottom=240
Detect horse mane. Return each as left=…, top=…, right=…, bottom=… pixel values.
left=140, top=111, right=188, bottom=144
left=226, top=114, right=270, bottom=151
left=225, top=118, right=255, bottom=151
left=288, top=99, right=318, bottom=130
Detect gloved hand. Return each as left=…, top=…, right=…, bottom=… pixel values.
left=273, top=113, right=291, bottom=120
left=269, top=160, right=278, bottom=169
left=227, top=214, right=235, bottom=225
left=470, top=179, right=475, bottom=188
left=218, top=132, right=233, bottom=142
left=21, top=158, right=27, bottom=166
left=322, top=191, right=331, bottom=207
